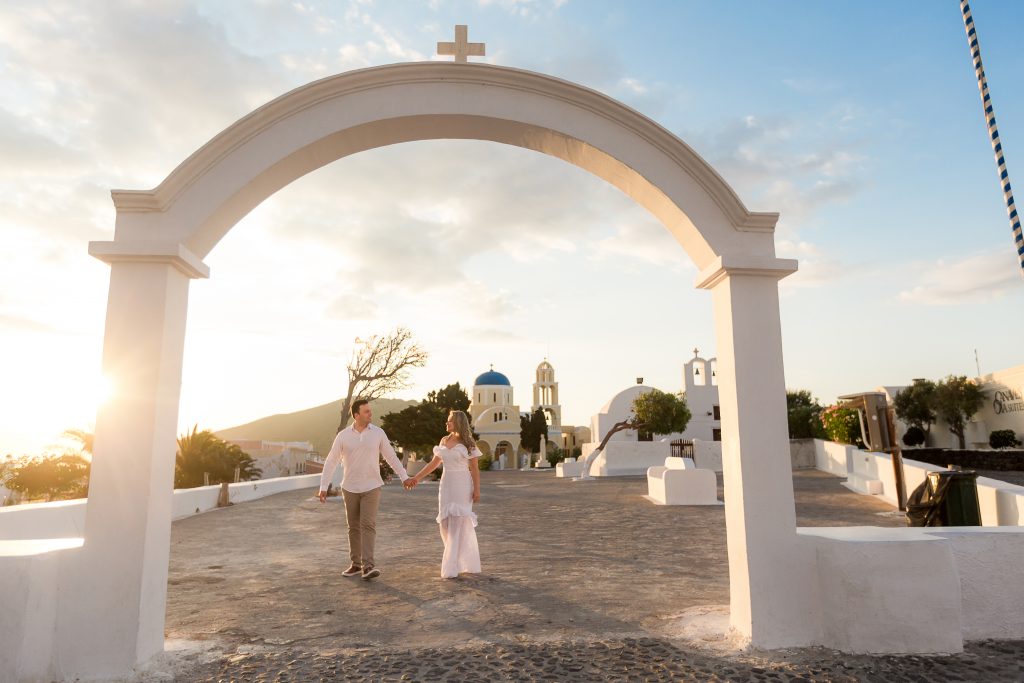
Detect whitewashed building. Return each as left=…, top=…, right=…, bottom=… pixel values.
left=226, top=440, right=316, bottom=478
left=588, top=350, right=722, bottom=447
left=880, top=362, right=1024, bottom=448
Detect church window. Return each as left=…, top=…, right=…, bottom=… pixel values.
left=493, top=392, right=496, bottom=402
left=713, top=405, right=721, bottom=421
left=713, top=428, right=722, bottom=442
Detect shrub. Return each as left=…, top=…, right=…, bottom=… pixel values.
left=477, top=454, right=493, bottom=471
left=787, top=390, right=826, bottom=439
left=989, top=429, right=1022, bottom=449
left=820, top=405, right=864, bottom=447
left=546, top=446, right=567, bottom=467
left=902, top=425, right=926, bottom=447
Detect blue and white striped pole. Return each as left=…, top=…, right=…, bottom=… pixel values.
left=960, top=1, right=1024, bottom=277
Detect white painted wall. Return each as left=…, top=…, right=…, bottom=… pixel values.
left=0, top=539, right=83, bottom=683
left=170, top=474, right=322, bottom=520
left=798, top=525, right=1024, bottom=650
left=0, top=474, right=325, bottom=541
left=0, top=499, right=87, bottom=540
left=809, top=439, right=1024, bottom=526
left=581, top=440, right=672, bottom=476
left=0, top=473, right=326, bottom=682
left=693, top=439, right=723, bottom=471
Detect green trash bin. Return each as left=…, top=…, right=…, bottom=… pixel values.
left=926, top=470, right=982, bottom=526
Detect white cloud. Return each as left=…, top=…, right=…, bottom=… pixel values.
left=589, top=223, right=691, bottom=269
left=688, top=112, right=867, bottom=236
left=477, top=0, right=568, bottom=19
left=898, top=249, right=1021, bottom=305
left=781, top=76, right=836, bottom=94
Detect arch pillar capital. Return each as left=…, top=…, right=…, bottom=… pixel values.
left=89, top=240, right=210, bottom=279
left=694, top=255, right=798, bottom=290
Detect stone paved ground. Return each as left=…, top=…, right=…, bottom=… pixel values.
left=161, top=470, right=1024, bottom=682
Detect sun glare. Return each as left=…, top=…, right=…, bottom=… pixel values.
left=96, top=374, right=114, bottom=408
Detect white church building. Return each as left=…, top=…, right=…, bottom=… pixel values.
left=469, top=366, right=522, bottom=467
left=580, top=350, right=722, bottom=476
left=469, top=360, right=590, bottom=469
left=589, top=350, right=722, bottom=447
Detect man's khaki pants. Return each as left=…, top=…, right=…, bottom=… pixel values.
left=342, top=487, right=382, bottom=567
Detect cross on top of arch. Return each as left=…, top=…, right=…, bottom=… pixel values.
left=437, top=24, right=486, bottom=62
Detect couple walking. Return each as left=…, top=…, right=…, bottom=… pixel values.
left=317, top=399, right=482, bottom=580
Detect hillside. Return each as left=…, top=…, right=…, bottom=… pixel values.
left=215, top=397, right=416, bottom=456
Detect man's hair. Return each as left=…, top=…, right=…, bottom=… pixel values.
left=351, top=399, right=370, bottom=417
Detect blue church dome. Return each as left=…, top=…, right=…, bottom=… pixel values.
left=474, top=369, right=511, bottom=386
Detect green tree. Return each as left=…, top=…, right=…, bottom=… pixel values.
left=381, top=383, right=475, bottom=459
left=520, top=408, right=549, bottom=455
left=586, top=390, right=692, bottom=463
left=425, top=382, right=471, bottom=413
left=786, top=390, right=826, bottom=439
left=933, top=375, right=986, bottom=450
left=381, top=402, right=447, bottom=458
left=0, top=453, right=90, bottom=501
left=175, top=426, right=262, bottom=489
left=893, top=379, right=937, bottom=438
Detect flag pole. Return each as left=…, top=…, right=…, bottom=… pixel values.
left=959, top=1, right=1024, bottom=277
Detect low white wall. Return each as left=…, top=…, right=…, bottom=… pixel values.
left=0, top=474, right=325, bottom=681
left=170, top=473, right=321, bottom=520
left=584, top=441, right=672, bottom=476
left=0, top=499, right=87, bottom=540
left=0, top=538, right=82, bottom=682
left=692, top=439, right=723, bottom=471
left=810, top=439, right=1024, bottom=526
left=788, top=439, right=818, bottom=470
left=0, top=474, right=324, bottom=541
left=798, top=525, right=1024, bottom=650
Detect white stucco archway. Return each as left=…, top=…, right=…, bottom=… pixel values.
left=70, top=62, right=810, bottom=677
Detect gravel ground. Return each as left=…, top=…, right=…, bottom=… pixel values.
left=175, top=636, right=1024, bottom=682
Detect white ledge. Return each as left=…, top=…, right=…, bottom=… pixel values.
left=88, top=241, right=211, bottom=279
left=694, top=255, right=798, bottom=289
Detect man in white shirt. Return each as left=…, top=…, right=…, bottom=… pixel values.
left=317, top=398, right=409, bottom=579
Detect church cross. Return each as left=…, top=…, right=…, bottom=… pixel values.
left=437, top=24, right=485, bottom=63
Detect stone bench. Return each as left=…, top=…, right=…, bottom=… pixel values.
left=646, top=457, right=720, bottom=505
left=555, top=456, right=586, bottom=478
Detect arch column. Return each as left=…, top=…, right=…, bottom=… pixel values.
left=57, top=242, right=206, bottom=678
left=698, top=256, right=818, bottom=647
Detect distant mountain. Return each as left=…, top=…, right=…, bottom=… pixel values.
left=215, top=397, right=417, bottom=456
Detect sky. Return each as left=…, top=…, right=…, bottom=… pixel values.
left=2, top=0, right=1023, bottom=456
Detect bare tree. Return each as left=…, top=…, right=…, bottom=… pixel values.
left=336, top=328, right=428, bottom=433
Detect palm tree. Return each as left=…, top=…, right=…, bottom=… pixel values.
left=175, top=426, right=262, bottom=489
left=63, top=428, right=94, bottom=457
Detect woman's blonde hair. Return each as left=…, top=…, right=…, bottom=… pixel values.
left=447, top=410, right=476, bottom=450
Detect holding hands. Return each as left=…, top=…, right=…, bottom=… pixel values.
left=403, top=477, right=418, bottom=491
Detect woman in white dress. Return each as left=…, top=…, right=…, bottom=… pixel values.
left=405, top=410, right=482, bottom=578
